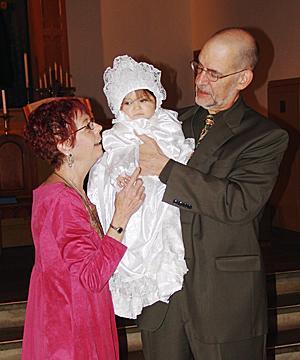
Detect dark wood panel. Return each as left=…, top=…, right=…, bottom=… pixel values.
left=268, top=78, right=300, bottom=232
left=27, top=0, right=69, bottom=90
left=0, top=134, right=37, bottom=197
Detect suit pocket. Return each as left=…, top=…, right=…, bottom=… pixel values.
left=215, top=255, right=261, bottom=272
left=137, top=301, right=169, bottom=331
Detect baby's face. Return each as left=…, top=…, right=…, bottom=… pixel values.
left=121, top=90, right=156, bottom=120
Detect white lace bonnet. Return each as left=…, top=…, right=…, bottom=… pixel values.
left=103, top=55, right=166, bottom=116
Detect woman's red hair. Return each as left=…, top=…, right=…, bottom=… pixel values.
left=24, top=98, right=88, bottom=168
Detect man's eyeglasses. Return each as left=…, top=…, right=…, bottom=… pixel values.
left=70, top=118, right=95, bottom=135
left=190, top=60, right=247, bottom=82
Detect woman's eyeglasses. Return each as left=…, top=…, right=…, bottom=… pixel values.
left=71, top=118, right=95, bottom=135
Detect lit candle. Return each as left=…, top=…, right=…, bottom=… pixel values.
left=65, top=72, right=69, bottom=87
left=24, top=53, right=29, bottom=88
left=49, top=66, right=52, bottom=86
left=39, top=76, right=43, bottom=89
left=54, top=62, right=58, bottom=80
left=1, top=90, right=7, bottom=115
left=43, top=73, right=47, bottom=88
left=59, top=65, right=63, bottom=85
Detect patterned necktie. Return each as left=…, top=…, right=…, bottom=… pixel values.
left=196, top=114, right=214, bottom=148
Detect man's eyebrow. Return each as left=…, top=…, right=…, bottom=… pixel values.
left=199, top=61, right=221, bottom=74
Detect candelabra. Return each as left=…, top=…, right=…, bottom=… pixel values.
left=25, top=87, right=30, bottom=104
left=34, top=80, right=76, bottom=100
left=1, top=112, right=10, bottom=135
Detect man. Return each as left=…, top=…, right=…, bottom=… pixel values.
left=137, top=28, right=288, bottom=360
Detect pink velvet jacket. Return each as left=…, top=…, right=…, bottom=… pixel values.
left=22, top=183, right=126, bottom=360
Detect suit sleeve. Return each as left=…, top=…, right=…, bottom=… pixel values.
left=161, top=127, right=288, bottom=224
left=52, top=189, right=126, bottom=292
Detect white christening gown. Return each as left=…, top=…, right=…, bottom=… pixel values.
left=88, top=108, right=194, bottom=318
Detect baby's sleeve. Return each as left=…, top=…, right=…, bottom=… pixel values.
left=102, top=126, right=139, bottom=188
left=152, top=109, right=195, bottom=164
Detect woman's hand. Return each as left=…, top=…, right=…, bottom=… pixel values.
left=116, top=174, right=130, bottom=188
left=108, top=167, right=145, bottom=240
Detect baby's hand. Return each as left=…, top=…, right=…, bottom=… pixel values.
left=116, top=175, right=131, bottom=188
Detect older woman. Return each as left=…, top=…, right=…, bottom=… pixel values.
left=22, top=98, right=145, bottom=360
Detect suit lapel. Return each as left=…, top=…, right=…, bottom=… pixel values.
left=188, top=120, right=233, bottom=172
left=181, top=106, right=201, bottom=139
left=185, top=99, right=247, bottom=173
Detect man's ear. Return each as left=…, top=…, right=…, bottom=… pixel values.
left=57, top=138, right=72, bottom=156
left=237, top=69, right=253, bottom=90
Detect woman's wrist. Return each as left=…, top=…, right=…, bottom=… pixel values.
left=111, top=212, right=128, bottom=229
left=106, top=214, right=128, bottom=241
left=109, top=223, right=124, bottom=234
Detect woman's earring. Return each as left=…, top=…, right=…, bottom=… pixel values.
left=67, top=153, right=74, bottom=168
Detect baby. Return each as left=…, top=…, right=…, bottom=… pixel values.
left=88, top=55, right=194, bottom=318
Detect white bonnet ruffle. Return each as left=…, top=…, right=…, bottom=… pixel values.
left=103, top=55, right=166, bottom=116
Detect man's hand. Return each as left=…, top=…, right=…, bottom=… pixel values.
left=138, top=134, right=169, bottom=176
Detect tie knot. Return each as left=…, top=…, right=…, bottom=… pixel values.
left=196, top=114, right=215, bottom=147
left=205, top=114, right=214, bottom=127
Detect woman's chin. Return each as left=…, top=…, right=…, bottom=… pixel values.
left=95, top=146, right=104, bottom=159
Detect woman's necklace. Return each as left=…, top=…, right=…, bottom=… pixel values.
left=54, top=171, right=104, bottom=238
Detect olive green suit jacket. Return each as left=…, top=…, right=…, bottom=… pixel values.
left=137, top=99, right=289, bottom=344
